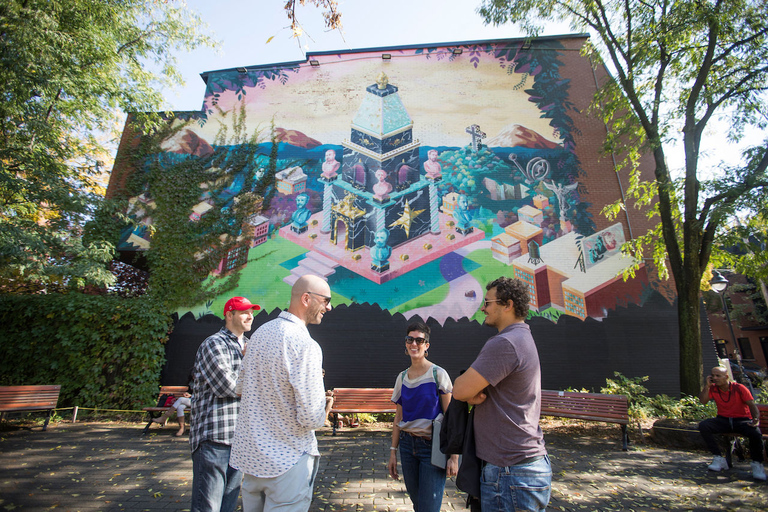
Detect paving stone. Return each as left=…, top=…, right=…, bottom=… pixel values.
left=1, top=422, right=767, bottom=511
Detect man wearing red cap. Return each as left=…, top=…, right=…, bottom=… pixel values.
left=190, top=296, right=261, bottom=512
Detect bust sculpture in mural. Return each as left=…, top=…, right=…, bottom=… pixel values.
left=372, top=169, right=392, bottom=202
left=321, top=149, right=340, bottom=179
left=454, top=194, right=473, bottom=234
left=423, top=149, right=442, bottom=180
left=370, top=228, right=392, bottom=272
left=291, top=193, right=311, bottom=233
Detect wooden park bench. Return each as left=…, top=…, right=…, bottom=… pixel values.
left=141, top=386, right=190, bottom=435
left=0, top=385, right=62, bottom=431
left=329, top=388, right=395, bottom=435
left=721, top=403, right=768, bottom=468
left=541, top=389, right=630, bottom=450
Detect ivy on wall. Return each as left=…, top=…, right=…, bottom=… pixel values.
left=118, top=108, right=278, bottom=310
left=0, top=293, right=170, bottom=410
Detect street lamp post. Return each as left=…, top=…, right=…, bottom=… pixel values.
left=709, top=269, right=755, bottom=395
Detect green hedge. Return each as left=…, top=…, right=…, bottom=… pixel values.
left=0, top=293, right=171, bottom=410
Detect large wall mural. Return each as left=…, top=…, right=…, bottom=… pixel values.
left=116, top=37, right=658, bottom=325
left=112, top=36, right=705, bottom=393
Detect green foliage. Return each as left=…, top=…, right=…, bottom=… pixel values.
left=0, top=293, right=170, bottom=410
left=600, top=372, right=651, bottom=419
left=754, top=385, right=768, bottom=405
left=641, top=394, right=717, bottom=421
left=0, top=0, right=214, bottom=291
left=713, top=214, right=768, bottom=290
left=355, top=413, right=378, bottom=424
left=600, top=372, right=716, bottom=420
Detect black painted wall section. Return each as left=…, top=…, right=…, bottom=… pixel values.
left=161, top=291, right=718, bottom=397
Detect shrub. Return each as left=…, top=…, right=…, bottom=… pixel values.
left=600, top=372, right=716, bottom=420
left=0, top=293, right=170, bottom=410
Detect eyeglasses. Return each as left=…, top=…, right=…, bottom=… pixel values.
left=483, top=298, right=503, bottom=307
left=307, top=291, right=332, bottom=306
left=405, top=336, right=427, bottom=345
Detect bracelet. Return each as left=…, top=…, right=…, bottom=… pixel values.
left=390, top=446, right=397, bottom=451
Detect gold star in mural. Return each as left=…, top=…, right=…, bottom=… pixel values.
left=388, top=199, right=425, bottom=238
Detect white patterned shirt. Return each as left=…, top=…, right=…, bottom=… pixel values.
left=230, top=311, right=327, bottom=477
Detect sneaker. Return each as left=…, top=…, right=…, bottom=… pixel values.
left=708, top=455, right=728, bottom=471
left=751, top=461, right=767, bottom=481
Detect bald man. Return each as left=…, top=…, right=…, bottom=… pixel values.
left=698, top=366, right=765, bottom=480
left=230, top=275, right=334, bottom=512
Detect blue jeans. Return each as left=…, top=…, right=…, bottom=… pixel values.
left=192, top=441, right=243, bottom=512
left=399, top=432, right=446, bottom=512
left=480, top=456, right=551, bottom=512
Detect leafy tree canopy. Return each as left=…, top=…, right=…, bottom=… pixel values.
left=0, top=0, right=214, bottom=293
left=479, top=0, right=768, bottom=395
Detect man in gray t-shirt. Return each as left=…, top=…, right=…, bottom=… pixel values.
left=454, top=277, right=551, bottom=512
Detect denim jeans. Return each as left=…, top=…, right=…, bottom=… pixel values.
left=399, top=432, right=447, bottom=512
left=480, top=455, right=551, bottom=512
left=191, top=441, right=243, bottom=512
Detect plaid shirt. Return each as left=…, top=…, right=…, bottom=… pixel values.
left=189, top=327, right=244, bottom=453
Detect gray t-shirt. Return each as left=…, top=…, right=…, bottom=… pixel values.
left=471, top=322, right=546, bottom=466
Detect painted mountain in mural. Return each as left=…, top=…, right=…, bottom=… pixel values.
left=274, top=127, right=322, bottom=148
left=486, top=123, right=561, bottom=149
left=161, top=129, right=215, bottom=157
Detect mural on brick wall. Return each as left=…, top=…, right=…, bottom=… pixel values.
left=117, top=38, right=660, bottom=325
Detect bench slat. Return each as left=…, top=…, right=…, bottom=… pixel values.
left=758, top=404, right=768, bottom=437
left=330, top=388, right=394, bottom=414
left=540, top=390, right=630, bottom=450
left=0, top=386, right=61, bottom=412
left=0, top=385, right=61, bottom=431
left=328, top=388, right=395, bottom=435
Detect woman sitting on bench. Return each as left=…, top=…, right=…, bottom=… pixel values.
left=153, top=391, right=192, bottom=436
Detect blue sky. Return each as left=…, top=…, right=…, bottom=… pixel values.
left=163, top=0, right=572, bottom=111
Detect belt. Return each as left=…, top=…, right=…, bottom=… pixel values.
left=407, top=432, right=431, bottom=441
left=481, top=455, right=545, bottom=468
left=514, top=455, right=545, bottom=466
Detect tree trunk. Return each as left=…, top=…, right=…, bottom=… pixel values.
left=678, top=282, right=704, bottom=396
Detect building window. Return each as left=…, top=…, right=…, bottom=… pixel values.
left=224, top=245, right=248, bottom=272
left=737, top=337, right=755, bottom=360
left=714, top=339, right=728, bottom=359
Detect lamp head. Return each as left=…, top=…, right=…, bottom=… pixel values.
left=710, top=269, right=729, bottom=293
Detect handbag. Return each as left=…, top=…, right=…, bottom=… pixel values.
left=430, top=364, right=447, bottom=468
left=431, top=417, right=447, bottom=468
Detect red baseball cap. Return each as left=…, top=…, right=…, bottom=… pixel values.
left=223, top=297, right=261, bottom=315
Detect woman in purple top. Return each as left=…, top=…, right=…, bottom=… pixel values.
left=387, top=321, right=459, bottom=512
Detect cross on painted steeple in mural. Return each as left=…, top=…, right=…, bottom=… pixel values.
left=465, top=124, right=486, bottom=152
